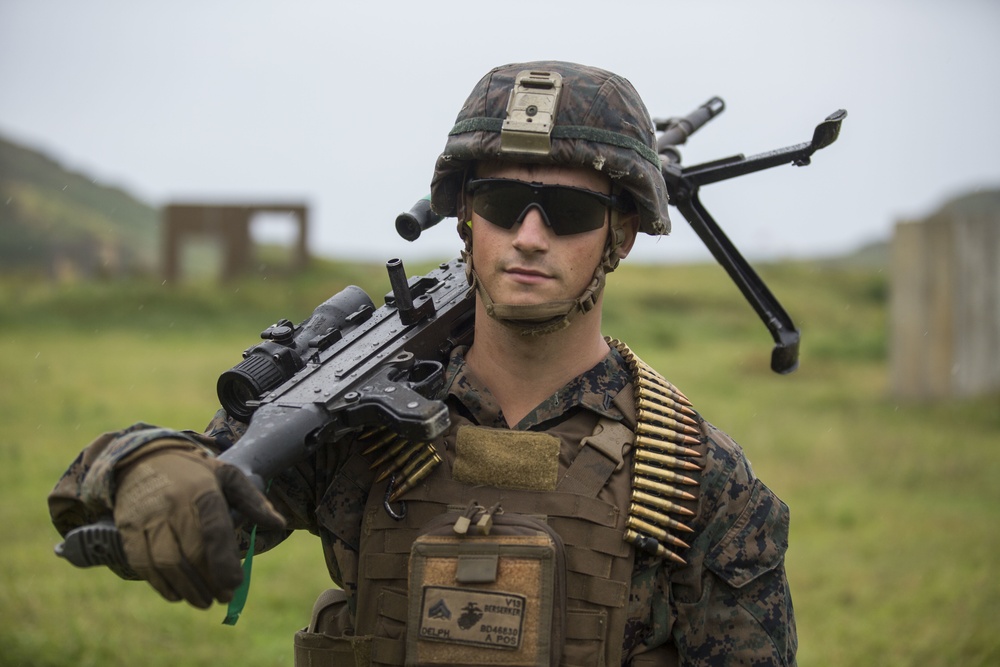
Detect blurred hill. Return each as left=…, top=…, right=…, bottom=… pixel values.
left=0, top=134, right=159, bottom=278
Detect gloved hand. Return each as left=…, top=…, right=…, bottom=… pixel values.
left=113, top=447, right=287, bottom=609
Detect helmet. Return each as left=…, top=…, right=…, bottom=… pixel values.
left=431, top=61, right=669, bottom=335
left=430, top=60, right=671, bottom=235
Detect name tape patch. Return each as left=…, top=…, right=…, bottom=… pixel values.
left=418, top=586, right=526, bottom=650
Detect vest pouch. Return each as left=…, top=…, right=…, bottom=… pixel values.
left=294, top=588, right=373, bottom=667
left=627, top=643, right=680, bottom=667
left=406, top=505, right=567, bottom=667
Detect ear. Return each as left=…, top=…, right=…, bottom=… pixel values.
left=616, top=213, right=640, bottom=260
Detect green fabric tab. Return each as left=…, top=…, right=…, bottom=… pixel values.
left=222, top=521, right=258, bottom=626
left=222, top=479, right=272, bottom=626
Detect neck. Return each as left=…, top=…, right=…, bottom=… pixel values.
left=465, top=297, right=610, bottom=426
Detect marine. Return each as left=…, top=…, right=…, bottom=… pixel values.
left=49, top=60, right=797, bottom=666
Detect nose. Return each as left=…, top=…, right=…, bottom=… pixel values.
left=511, top=205, right=552, bottom=252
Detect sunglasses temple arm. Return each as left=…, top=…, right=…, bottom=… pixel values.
left=395, top=196, right=446, bottom=241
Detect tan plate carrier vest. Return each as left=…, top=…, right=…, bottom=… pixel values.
left=294, top=340, right=702, bottom=667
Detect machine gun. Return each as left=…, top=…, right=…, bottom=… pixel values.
left=55, top=258, right=475, bottom=573
left=56, top=99, right=845, bottom=573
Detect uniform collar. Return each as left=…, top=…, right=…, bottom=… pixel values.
left=444, top=345, right=631, bottom=430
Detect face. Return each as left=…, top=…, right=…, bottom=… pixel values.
left=468, top=162, right=635, bottom=309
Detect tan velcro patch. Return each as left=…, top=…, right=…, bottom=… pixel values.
left=453, top=426, right=560, bottom=491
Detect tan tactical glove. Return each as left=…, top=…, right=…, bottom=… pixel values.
left=113, top=447, right=286, bottom=609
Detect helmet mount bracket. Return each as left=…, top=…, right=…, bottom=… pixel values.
left=500, top=70, right=563, bottom=156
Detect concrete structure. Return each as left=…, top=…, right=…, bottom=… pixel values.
left=162, top=203, right=308, bottom=282
left=890, top=192, right=1000, bottom=399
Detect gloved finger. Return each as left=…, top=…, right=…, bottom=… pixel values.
left=119, top=523, right=182, bottom=603
left=193, top=491, right=243, bottom=603
left=147, top=518, right=214, bottom=609
left=215, top=465, right=287, bottom=531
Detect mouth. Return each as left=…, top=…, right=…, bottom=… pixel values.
left=503, top=265, right=554, bottom=283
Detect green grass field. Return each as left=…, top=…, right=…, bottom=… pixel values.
left=1, top=258, right=997, bottom=666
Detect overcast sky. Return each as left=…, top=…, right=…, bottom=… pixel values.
left=2, top=0, right=998, bottom=264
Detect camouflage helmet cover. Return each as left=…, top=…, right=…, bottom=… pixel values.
left=430, top=60, right=671, bottom=235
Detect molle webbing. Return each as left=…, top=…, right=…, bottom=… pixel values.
left=357, top=447, right=636, bottom=667
left=607, top=338, right=704, bottom=565
left=365, top=480, right=630, bottom=604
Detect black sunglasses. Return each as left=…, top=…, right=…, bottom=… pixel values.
left=465, top=178, right=629, bottom=236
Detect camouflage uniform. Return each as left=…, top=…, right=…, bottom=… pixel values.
left=49, top=345, right=796, bottom=666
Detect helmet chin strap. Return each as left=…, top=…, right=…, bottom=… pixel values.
left=460, top=211, right=626, bottom=337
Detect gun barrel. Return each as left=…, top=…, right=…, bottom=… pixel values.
left=655, top=97, right=725, bottom=153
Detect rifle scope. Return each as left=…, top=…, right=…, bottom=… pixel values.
left=217, top=285, right=375, bottom=421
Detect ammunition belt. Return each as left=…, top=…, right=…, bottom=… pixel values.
left=607, top=338, right=702, bottom=565
left=358, top=429, right=441, bottom=505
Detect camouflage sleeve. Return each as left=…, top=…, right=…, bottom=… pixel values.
left=47, top=422, right=210, bottom=536
left=47, top=409, right=321, bottom=542
left=665, top=420, right=797, bottom=666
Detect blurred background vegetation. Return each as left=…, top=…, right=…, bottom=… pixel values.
left=1, top=135, right=998, bottom=666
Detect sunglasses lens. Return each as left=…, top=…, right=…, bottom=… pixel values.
left=547, top=189, right=607, bottom=234
left=469, top=180, right=610, bottom=235
left=470, top=184, right=522, bottom=229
